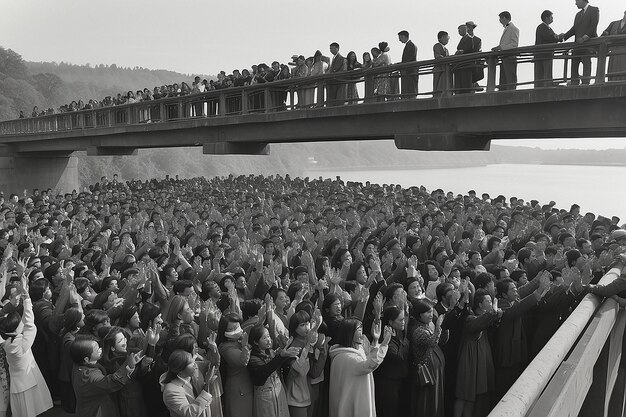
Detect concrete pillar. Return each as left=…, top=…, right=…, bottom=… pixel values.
left=0, top=154, right=79, bottom=195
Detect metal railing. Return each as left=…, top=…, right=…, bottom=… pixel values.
left=2, top=35, right=626, bottom=137
left=489, top=265, right=626, bottom=417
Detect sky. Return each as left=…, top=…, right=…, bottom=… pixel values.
left=1, top=0, right=626, bottom=149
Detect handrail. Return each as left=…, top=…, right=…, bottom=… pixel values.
left=2, top=35, right=626, bottom=137
left=488, top=266, right=624, bottom=417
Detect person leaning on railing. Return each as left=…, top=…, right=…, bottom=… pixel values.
left=534, top=10, right=564, bottom=88
left=588, top=236, right=626, bottom=298
left=602, top=11, right=626, bottom=82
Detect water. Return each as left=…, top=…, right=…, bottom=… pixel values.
left=304, top=164, right=626, bottom=222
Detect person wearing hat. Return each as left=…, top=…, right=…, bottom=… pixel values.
left=454, top=21, right=482, bottom=93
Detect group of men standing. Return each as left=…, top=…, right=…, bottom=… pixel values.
left=440, top=0, right=600, bottom=94
left=327, top=0, right=602, bottom=102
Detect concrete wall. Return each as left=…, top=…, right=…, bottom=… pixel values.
left=0, top=155, right=79, bottom=195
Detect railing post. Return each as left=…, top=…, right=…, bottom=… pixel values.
left=178, top=100, right=184, bottom=119
left=441, top=65, right=452, bottom=97
left=487, top=55, right=498, bottom=92
left=219, top=93, right=226, bottom=116
left=264, top=86, right=271, bottom=113
left=241, top=90, right=248, bottom=114
left=316, top=80, right=325, bottom=108
left=596, top=41, right=608, bottom=85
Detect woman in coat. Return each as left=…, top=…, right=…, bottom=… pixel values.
left=161, top=349, right=215, bottom=417
left=455, top=290, right=502, bottom=417
left=408, top=299, right=445, bottom=417
left=70, top=337, right=143, bottom=417
left=328, top=318, right=391, bottom=417
left=0, top=290, right=53, bottom=417
left=217, top=313, right=254, bottom=417
left=247, top=324, right=300, bottom=417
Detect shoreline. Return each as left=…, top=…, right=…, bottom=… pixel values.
left=305, top=161, right=626, bottom=173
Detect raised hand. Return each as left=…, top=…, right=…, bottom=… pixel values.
left=204, top=364, right=217, bottom=385
left=373, top=292, right=384, bottom=319
left=146, top=323, right=161, bottom=346
left=328, top=268, right=342, bottom=286
left=381, top=325, right=393, bottom=346
left=279, top=346, right=300, bottom=358
left=206, top=330, right=218, bottom=352
left=538, top=271, right=551, bottom=293
left=127, top=351, right=146, bottom=369
left=307, top=328, right=319, bottom=346
left=371, top=319, right=382, bottom=341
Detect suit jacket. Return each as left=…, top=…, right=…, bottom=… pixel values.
left=402, top=40, right=417, bottom=62
left=535, top=22, right=559, bottom=45
left=499, top=22, right=520, bottom=50
left=328, top=53, right=347, bottom=73
left=564, top=5, right=600, bottom=42
left=433, top=42, right=449, bottom=59
left=457, top=34, right=481, bottom=55
left=162, top=377, right=212, bottom=417
left=604, top=20, right=626, bottom=36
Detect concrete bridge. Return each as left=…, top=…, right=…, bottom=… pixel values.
left=0, top=36, right=626, bottom=193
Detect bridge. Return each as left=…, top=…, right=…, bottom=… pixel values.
left=0, top=36, right=625, bottom=192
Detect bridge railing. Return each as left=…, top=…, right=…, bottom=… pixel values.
left=489, top=265, right=626, bottom=417
left=2, top=35, right=626, bottom=137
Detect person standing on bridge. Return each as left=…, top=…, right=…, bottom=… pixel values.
left=602, top=10, right=626, bottom=81
left=492, top=11, right=520, bottom=91
left=398, top=30, right=418, bottom=99
left=560, top=0, right=600, bottom=85
left=534, top=10, right=563, bottom=88
left=454, top=21, right=482, bottom=94
left=433, top=31, right=451, bottom=96
left=325, top=42, right=347, bottom=106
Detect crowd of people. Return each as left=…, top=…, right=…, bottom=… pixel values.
left=17, top=2, right=626, bottom=120
left=0, top=172, right=624, bottom=417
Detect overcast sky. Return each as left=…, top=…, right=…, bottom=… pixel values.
left=2, top=0, right=625, bottom=148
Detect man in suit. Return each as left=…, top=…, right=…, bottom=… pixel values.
left=433, top=31, right=451, bottom=96
left=326, top=42, right=347, bottom=106
left=492, top=11, right=520, bottom=91
left=561, top=0, right=600, bottom=85
left=398, top=30, right=418, bottom=98
left=535, top=10, right=563, bottom=87
left=454, top=21, right=482, bottom=94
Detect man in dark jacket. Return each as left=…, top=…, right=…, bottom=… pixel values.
left=398, top=30, right=418, bottom=98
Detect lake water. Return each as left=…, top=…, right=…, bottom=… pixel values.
left=304, top=164, right=626, bottom=222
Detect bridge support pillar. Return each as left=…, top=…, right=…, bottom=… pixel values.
left=394, top=134, right=491, bottom=151
left=0, top=153, right=79, bottom=195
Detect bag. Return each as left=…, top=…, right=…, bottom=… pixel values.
left=417, top=363, right=434, bottom=386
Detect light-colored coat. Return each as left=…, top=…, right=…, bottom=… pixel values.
left=328, top=343, right=388, bottom=417
left=2, top=298, right=53, bottom=416
left=162, top=375, right=212, bottom=417
left=499, top=22, right=520, bottom=50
